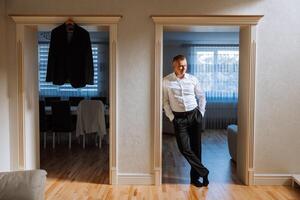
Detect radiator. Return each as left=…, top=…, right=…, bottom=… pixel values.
left=204, top=101, right=237, bottom=129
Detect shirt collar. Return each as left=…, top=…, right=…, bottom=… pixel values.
left=173, top=72, right=189, bottom=80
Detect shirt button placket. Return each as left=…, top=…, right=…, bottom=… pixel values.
left=179, top=80, right=186, bottom=110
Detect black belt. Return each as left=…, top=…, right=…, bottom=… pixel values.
left=173, top=107, right=198, bottom=118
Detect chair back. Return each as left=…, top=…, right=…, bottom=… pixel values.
left=76, top=100, right=106, bottom=137
left=45, top=97, right=61, bottom=106
left=51, top=101, right=73, bottom=132
left=69, top=97, right=84, bottom=106
left=91, top=96, right=107, bottom=105
left=39, top=100, right=47, bottom=132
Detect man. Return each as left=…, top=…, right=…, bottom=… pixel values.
left=163, top=55, right=209, bottom=187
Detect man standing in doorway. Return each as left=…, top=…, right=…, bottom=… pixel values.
left=163, top=55, right=209, bottom=187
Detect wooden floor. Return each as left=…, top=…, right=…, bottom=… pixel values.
left=163, top=129, right=239, bottom=184
left=40, top=130, right=300, bottom=200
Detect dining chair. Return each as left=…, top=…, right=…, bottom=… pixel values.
left=69, top=96, right=84, bottom=106
left=76, top=100, right=107, bottom=149
left=91, top=96, right=108, bottom=105
left=44, top=96, right=61, bottom=106
left=51, top=101, right=74, bottom=149
left=69, top=97, right=84, bottom=134
left=39, top=100, right=48, bottom=149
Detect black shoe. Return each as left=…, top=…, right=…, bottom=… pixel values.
left=190, top=179, right=203, bottom=187
left=203, top=173, right=209, bottom=186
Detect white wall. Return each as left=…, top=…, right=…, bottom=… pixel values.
left=0, top=0, right=10, bottom=171
left=254, top=1, right=300, bottom=173
left=2, top=0, right=300, bottom=177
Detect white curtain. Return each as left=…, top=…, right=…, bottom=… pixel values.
left=188, top=45, right=239, bottom=129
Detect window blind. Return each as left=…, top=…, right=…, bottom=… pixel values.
left=189, top=45, right=239, bottom=101
left=38, top=43, right=104, bottom=97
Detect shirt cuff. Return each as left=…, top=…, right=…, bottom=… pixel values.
left=169, top=114, right=174, bottom=122
left=200, top=111, right=205, bottom=118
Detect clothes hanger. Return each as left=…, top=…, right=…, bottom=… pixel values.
left=65, top=17, right=74, bottom=25
left=65, top=18, right=75, bottom=32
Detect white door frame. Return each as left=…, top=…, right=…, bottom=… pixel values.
left=11, top=15, right=121, bottom=184
left=151, top=15, right=263, bottom=185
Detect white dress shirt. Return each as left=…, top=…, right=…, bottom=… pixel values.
left=163, top=72, right=206, bottom=122
left=76, top=100, right=106, bottom=138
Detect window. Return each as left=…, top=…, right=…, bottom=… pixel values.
left=38, top=42, right=107, bottom=97
left=190, top=45, right=239, bottom=101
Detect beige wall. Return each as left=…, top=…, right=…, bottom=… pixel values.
left=0, top=0, right=10, bottom=171
left=2, top=0, right=300, bottom=175
left=254, top=0, right=300, bottom=173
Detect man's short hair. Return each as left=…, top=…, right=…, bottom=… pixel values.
left=172, top=55, right=186, bottom=63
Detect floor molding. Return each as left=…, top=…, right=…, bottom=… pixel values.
left=118, top=173, right=154, bottom=185
left=254, top=173, right=293, bottom=185
left=153, top=168, right=161, bottom=185
left=110, top=167, right=117, bottom=185
left=292, top=174, right=300, bottom=187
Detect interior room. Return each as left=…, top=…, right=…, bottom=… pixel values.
left=37, top=26, right=110, bottom=185
left=162, top=27, right=240, bottom=185
left=1, top=0, right=300, bottom=199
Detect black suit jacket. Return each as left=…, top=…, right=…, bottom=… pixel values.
left=46, top=23, right=94, bottom=88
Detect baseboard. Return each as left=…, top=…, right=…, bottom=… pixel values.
left=118, top=173, right=154, bottom=185
left=153, top=168, right=161, bottom=185
left=292, top=174, right=300, bottom=187
left=254, top=173, right=293, bottom=185
left=110, top=167, right=117, bottom=185
left=248, top=168, right=254, bottom=185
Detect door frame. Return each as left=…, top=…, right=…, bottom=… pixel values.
left=11, top=15, right=121, bottom=184
left=151, top=15, right=263, bottom=185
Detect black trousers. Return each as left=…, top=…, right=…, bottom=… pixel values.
left=172, top=108, right=209, bottom=180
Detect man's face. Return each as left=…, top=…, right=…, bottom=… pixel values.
left=173, top=58, right=187, bottom=77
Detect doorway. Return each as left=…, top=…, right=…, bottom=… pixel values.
left=38, top=27, right=110, bottom=184
left=11, top=16, right=121, bottom=184
left=152, top=15, right=263, bottom=185
left=162, top=27, right=240, bottom=184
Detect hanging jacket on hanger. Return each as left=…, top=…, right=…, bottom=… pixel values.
left=46, top=23, right=94, bottom=88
